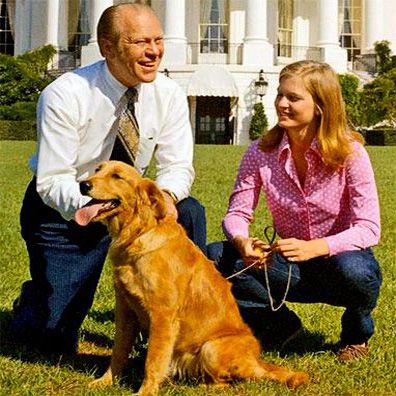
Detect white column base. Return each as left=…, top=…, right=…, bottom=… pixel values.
left=162, top=39, right=187, bottom=66
left=242, top=40, right=274, bottom=67
left=318, top=45, right=348, bottom=73
left=81, top=43, right=103, bottom=67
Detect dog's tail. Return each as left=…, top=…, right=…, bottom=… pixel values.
left=256, top=360, right=309, bottom=389
left=197, top=335, right=309, bottom=389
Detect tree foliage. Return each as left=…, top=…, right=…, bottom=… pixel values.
left=249, top=102, right=269, bottom=141
left=338, top=41, right=396, bottom=129
left=374, top=40, right=396, bottom=75
left=360, top=68, right=396, bottom=127
left=0, top=45, right=56, bottom=107
left=339, top=73, right=362, bottom=127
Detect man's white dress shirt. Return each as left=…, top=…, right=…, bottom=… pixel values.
left=29, top=60, right=194, bottom=220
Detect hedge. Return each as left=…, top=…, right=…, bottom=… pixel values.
left=0, top=120, right=36, bottom=140
left=364, top=129, right=396, bottom=146
left=0, top=101, right=37, bottom=121
left=1, top=121, right=395, bottom=146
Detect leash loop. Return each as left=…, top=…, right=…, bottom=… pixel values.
left=226, top=225, right=293, bottom=312
left=264, top=225, right=276, bottom=245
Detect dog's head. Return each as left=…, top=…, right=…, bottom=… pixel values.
left=75, top=161, right=167, bottom=231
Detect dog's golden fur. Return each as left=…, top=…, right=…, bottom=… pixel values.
left=79, top=161, right=308, bottom=395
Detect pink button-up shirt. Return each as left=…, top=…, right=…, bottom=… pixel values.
left=222, top=134, right=380, bottom=256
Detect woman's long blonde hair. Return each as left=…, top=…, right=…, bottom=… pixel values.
left=259, top=60, right=363, bottom=169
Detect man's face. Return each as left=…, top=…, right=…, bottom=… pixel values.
left=104, top=9, right=164, bottom=87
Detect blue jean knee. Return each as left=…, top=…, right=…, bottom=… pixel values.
left=208, top=241, right=382, bottom=345
left=176, top=196, right=207, bottom=255
left=329, top=249, right=382, bottom=344
left=10, top=178, right=110, bottom=353
left=330, top=249, right=382, bottom=307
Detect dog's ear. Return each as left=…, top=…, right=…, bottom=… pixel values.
left=138, top=179, right=167, bottom=220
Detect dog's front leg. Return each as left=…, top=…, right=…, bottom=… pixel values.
left=90, top=291, right=139, bottom=388
left=137, top=311, right=178, bottom=396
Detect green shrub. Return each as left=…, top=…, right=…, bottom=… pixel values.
left=18, top=44, right=57, bottom=76
left=0, top=120, right=36, bottom=140
left=374, top=40, right=396, bottom=75
left=0, top=101, right=37, bottom=121
left=339, top=73, right=362, bottom=127
left=0, top=45, right=55, bottom=107
left=360, top=68, right=396, bottom=127
left=249, top=102, right=269, bottom=141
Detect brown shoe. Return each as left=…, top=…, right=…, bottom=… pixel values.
left=337, top=342, right=368, bottom=363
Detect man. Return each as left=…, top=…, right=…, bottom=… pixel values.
left=10, top=3, right=206, bottom=355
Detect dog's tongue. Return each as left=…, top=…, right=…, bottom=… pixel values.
left=75, top=201, right=106, bottom=226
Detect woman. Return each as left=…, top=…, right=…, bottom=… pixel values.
left=208, top=60, right=382, bottom=362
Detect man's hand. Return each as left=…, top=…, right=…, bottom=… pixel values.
left=273, top=238, right=329, bottom=262
left=232, top=235, right=272, bottom=267
left=161, top=190, right=178, bottom=219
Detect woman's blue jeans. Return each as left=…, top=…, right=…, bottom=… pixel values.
left=10, top=178, right=207, bottom=353
left=207, top=241, right=382, bottom=346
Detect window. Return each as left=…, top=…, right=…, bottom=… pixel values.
left=278, top=0, right=293, bottom=57
left=0, top=0, right=14, bottom=55
left=200, top=0, right=228, bottom=54
left=339, top=0, right=361, bottom=62
left=68, top=0, right=90, bottom=60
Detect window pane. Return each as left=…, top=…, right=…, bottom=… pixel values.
left=278, top=0, right=293, bottom=58
left=0, top=0, right=14, bottom=55
left=339, top=0, right=362, bottom=61
left=200, top=0, right=228, bottom=54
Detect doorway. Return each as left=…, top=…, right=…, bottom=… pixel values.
left=195, top=96, right=233, bottom=144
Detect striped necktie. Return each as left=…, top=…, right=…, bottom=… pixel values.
left=110, top=88, right=140, bottom=166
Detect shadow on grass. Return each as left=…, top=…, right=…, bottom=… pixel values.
left=0, top=309, right=133, bottom=382
left=0, top=308, right=335, bottom=391
left=0, top=307, right=150, bottom=391
left=279, top=328, right=338, bottom=356
left=80, top=329, right=113, bottom=349
left=87, top=309, right=114, bottom=324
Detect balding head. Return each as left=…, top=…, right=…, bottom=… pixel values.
left=97, top=3, right=159, bottom=55
left=97, top=3, right=164, bottom=87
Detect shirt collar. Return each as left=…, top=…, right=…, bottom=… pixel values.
left=278, top=132, right=322, bottom=161
left=102, top=61, right=141, bottom=103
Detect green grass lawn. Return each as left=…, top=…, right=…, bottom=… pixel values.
left=0, top=141, right=395, bottom=395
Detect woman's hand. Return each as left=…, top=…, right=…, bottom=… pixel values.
left=273, top=238, right=329, bottom=262
left=232, top=235, right=272, bottom=267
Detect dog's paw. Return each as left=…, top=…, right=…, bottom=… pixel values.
left=286, top=371, right=309, bottom=389
left=88, top=375, right=113, bottom=389
left=135, top=384, right=159, bottom=396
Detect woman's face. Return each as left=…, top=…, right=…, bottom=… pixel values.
left=275, top=76, right=317, bottom=134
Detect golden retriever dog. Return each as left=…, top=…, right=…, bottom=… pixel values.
left=75, top=161, right=309, bottom=396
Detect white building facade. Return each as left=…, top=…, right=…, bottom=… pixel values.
left=1, top=0, right=396, bottom=144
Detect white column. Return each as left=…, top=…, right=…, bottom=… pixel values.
left=316, top=0, right=347, bottom=72
left=81, top=0, right=113, bottom=66
left=46, top=0, right=60, bottom=48
left=364, top=0, right=384, bottom=53
left=242, top=0, right=273, bottom=66
left=317, top=0, right=339, bottom=47
left=162, top=0, right=187, bottom=66
left=14, top=0, right=32, bottom=55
